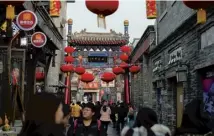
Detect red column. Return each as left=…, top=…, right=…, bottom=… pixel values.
left=124, top=71, right=130, bottom=104
left=64, top=74, right=71, bottom=104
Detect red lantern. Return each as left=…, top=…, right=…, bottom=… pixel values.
left=120, top=45, right=131, bottom=53
left=113, top=66, right=124, bottom=75
left=80, top=72, right=95, bottom=83
left=101, top=72, right=116, bottom=83
left=120, top=62, right=129, bottom=69
left=60, top=64, right=74, bottom=73
left=64, top=46, right=75, bottom=53
left=75, top=66, right=86, bottom=75
left=129, top=65, right=140, bottom=74
left=119, top=53, right=129, bottom=62
left=183, top=1, right=214, bottom=24
left=35, top=72, right=45, bottom=81
left=85, top=0, right=119, bottom=28
left=64, top=56, right=75, bottom=63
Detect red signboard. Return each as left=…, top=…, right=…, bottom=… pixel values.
left=16, top=10, right=38, bottom=31
left=31, top=32, right=47, bottom=48
left=146, top=0, right=157, bottom=19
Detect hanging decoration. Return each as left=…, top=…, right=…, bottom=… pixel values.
left=101, top=72, right=116, bottom=84
left=120, top=62, right=129, bottom=69
left=64, top=56, right=75, bottom=63
left=64, top=46, right=75, bottom=53
left=49, top=0, right=61, bottom=17
left=146, top=0, right=157, bottom=19
left=120, top=45, right=131, bottom=53
left=119, top=53, right=129, bottom=62
left=113, top=66, right=125, bottom=75
left=80, top=72, right=95, bottom=83
left=61, top=45, right=75, bottom=104
left=35, top=72, right=45, bottom=81
left=75, top=66, right=86, bottom=75
left=85, top=0, right=119, bottom=29
left=183, top=1, right=214, bottom=24
left=129, top=65, right=141, bottom=78
left=60, top=64, right=74, bottom=73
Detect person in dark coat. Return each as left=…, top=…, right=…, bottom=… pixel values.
left=116, top=102, right=128, bottom=134
left=175, top=99, right=213, bottom=135
left=67, top=102, right=106, bottom=136
left=18, top=92, right=65, bottom=136
left=110, top=103, right=116, bottom=128
left=122, top=107, right=171, bottom=136
left=95, top=101, right=102, bottom=119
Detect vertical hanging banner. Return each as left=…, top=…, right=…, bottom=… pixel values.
left=49, top=0, right=61, bottom=17
left=146, top=0, right=157, bottom=19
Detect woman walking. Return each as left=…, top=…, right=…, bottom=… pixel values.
left=100, top=105, right=111, bottom=134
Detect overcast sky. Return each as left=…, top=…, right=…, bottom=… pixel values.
left=67, top=0, right=155, bottom=42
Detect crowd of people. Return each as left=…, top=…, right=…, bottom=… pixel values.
left=15, top=92, right=213, bottom=136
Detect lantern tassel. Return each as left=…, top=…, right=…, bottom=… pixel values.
left=197, top=8, right=206, bottom=24
left=97, top=14, right=106, bottom=29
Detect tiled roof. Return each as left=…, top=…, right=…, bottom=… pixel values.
left=69, top=29, right=129, bottom=45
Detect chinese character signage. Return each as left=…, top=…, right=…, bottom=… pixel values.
left=31, top=32, right=47, bottom=48
left=146, top=0, right=157, bottom=19
left=16, top=10, right=38, bottom=31
left=49, top=0, right=61, bottom=17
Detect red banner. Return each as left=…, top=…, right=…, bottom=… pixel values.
left=49, top=0, right=61, bottom=17
left=79, top=81, right=99, bottom=89
left=146, top=0, right=157, bottom=19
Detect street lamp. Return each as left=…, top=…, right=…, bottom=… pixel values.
left=20, top=37, right=28, bottom=46
left=176, top=67, right=187, bottom=82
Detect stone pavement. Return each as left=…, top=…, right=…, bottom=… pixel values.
left=107, top=124, right=118, bottom=136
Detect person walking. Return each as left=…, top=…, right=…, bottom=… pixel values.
left=100, top=105, right=111, bottom=134
left=121, top=107, right=171, bottom=136
left=67, top=102, right=106, bottom=136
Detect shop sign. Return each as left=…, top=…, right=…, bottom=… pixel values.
left=49, top=0, right=61, bottom=17
left=16, top=10, right=38, bottom=31
left=31, top=32, right=47, bottom=48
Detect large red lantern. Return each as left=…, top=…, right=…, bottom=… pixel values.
left=85, top=0, right=119, bottom=28
left=64, top=56, right=75, bottom=63
left=183, top=1, right=214, bottom=24
left=35, top=72, right=45, bottom=81
left=101, top=72, right=116, bottom=83
left=60, top=64, right=74, bottom=73
left=119, top=53, right=129, bottom=62
left=113, top=66, right=124, bottom=75
left=120, top=62, right=129, bottom=69
left=120, top=45, right=131, bottom=53
left=64, top=46, right=75, bottom=53
left=129, top=65, right=141, bottom=74
left=75, top=66, right=86, bottom=75
left=80, top=72, right=95, bottom=83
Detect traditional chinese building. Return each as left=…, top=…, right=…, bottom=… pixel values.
left=67, top=20, right=129, bottom=102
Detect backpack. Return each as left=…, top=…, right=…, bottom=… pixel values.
left=73, top=119, right=101, bottom=133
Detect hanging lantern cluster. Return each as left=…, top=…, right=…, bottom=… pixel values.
left=60, top=46, right=75, bottom=75
left=113, top=66, right=124, bottom=75
left=85, top=0, right=119, bottom=29
left=183, top=1, right=214, bottom=24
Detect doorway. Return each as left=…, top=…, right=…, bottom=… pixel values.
left=176, top=82, right=183, bottom=127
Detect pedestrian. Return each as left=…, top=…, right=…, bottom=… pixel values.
left=18, top=92, right=65, bottom=136
left=121, top=107, right=171, bottom=136
left=116, top=102, right=128, bottom=134
left=100, top=105, right=111, bottom=133
left=67, top=102, right=106, bottom=136
left=126, top=104, right=136, bottom=127
left=62, top=103, right=73, bottom=136
left=95, top=101, right=102, bottom=119
left=110, top=103, right=117, bottom=128
left=70, top=101, right=82, bottom=120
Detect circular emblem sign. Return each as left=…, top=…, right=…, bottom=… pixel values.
left=31, top=32, right=47, bottom=48
left=16, top=10, right=38, bottom=31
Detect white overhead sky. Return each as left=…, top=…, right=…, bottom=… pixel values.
left=67, top=0, right=155, bottom=42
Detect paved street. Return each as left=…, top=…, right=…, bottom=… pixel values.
left=107, top=124, right=118, bottom=136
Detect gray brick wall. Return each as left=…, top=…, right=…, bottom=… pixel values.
left=156, top=1, right=195, bottom=44
left=150, top=1, right=214, bottom=130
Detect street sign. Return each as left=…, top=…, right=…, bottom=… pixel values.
left=16, top=10, right=38, bottom=31
left=31, top=32, right=47, bottom=48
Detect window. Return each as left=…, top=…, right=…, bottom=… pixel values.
left=201, top=26, right=214, bottom=49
